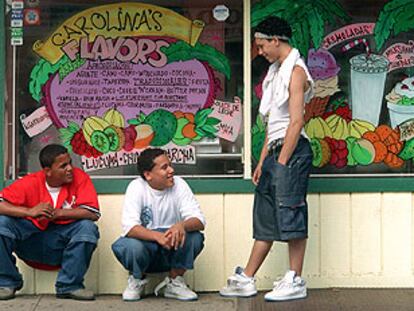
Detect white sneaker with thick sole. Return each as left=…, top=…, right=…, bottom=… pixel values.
left=154, top=276, right=198, bottom=301
left=220, top=266, right=257, bottom=297
left=264, top=270, right=307, bottom=302
left=122, top=275, right=148, bottom=301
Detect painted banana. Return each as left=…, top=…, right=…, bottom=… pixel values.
left=348, top=119, right=376, bottom=138
left=325, top=114, right=349, bottom=140
left=305, top=117, right=332, bottom=139
left=103, top=108, right=125, bottom=128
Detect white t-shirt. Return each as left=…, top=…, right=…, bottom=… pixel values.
left=45, top=182, right=61, bottom=208
left=121, top=176, right=206, bottom=236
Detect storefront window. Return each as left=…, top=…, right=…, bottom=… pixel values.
left=4, top=0, right=244, bottom=178
left=251, top=0, right=414, bottom=176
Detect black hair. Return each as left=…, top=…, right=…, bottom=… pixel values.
left=39, top=144, right=68, bottom=168
left=137, top=148, right=167, bottom=179
left=255, top=16, right=292, bottom=41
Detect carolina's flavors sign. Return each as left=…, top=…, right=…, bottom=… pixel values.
left=29, top=3, right=238, bottom=170
left=33, top=3, right=204, bottom=63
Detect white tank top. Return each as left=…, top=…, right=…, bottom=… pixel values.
left=267, top=60, right=314, bottom=145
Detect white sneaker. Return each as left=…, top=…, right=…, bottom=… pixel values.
left=154, top=276, right=198, bottom=301
left=220, top=266, right=257, bottom=297
left=122, top=275, right=148, bottom=301
left=264, top=270, right=307, bottom=302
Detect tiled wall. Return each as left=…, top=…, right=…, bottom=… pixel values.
left=17, top=193, right=414, bottom=294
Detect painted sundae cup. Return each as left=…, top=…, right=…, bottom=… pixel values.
left=386, top=76, right=414, bottom=128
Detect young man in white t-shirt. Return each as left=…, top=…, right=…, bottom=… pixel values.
left=112, top=148, right=205, bottom=301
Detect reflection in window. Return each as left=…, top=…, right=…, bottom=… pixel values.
left=5, top=0, right=244, bottom=178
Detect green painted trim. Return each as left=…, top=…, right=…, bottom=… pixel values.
left=90, top=178, right=255, bottom=194
left=307, top=177, right=414, bottom=193
left=0, top=2, right=5, bottom=188
left=4, top=177, right=414, bottom=194
left=93, top=177, right=414, bottom=194
left=92, top=179, right=132, bottom=194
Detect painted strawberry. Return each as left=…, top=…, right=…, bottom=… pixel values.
left=335, top=106, right=352, bottom=122
left=123, top=125, right=137, bottom=151
left=323, top=92, right=351, bottom=123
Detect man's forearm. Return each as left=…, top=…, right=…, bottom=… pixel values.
left=53, top=208, right=99, bottom=221
left=278, top=121, right=303, bottom=165
left=182, top=217, right=204, bottom=232
left=258, top=135, right=269, bottom=166
left=126, top=224, right=161, bottom=241
left=0, top=201, right=31, bottom=218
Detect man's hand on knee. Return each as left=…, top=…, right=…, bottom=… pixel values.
left=165, top=222, right=185, bottom=250
left=154, top=231, right=172, bottom=250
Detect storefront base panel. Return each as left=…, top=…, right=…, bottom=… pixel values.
left=14, top=192, right=414, bottom=294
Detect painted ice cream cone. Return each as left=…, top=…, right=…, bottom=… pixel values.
left=305, top=49, right=341, bottom=122
left=304, top=96, right=330, bottom=123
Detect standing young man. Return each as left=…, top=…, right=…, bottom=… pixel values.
left=112, top=148, right=205, bottom=301
left=0, top=144, right=100, bottom=300
left=220, top=16, right=314, bottom=301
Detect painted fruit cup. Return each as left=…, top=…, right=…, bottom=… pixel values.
left=134, top=124, right=155, bottom=149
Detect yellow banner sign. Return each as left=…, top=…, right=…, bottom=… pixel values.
left=33, top=2, right=205, bottom=64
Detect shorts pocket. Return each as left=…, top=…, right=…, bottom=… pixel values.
left=279, top=203, right=306, bottom=232
left=275, top=162, right=297, bottom=198
left=275, top=155, right=311, bottom=204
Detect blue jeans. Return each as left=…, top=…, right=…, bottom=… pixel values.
left=0, top=215, right=99, bottom=294
left=253, top=137, right=313, bottom=241
left=112, top=230, right=204, bottom=279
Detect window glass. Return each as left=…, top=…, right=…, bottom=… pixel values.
left=5, top=0, right=244, bottom=178
left=251, top=0, right=414, bottom=176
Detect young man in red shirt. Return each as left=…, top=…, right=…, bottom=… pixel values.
left=0, top=144, right=100, bottom=300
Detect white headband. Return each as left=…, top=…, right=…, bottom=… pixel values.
left=254, top=32, right=290, bottom=41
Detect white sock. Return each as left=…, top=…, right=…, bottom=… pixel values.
left=241, top=271, right=253, bottom=279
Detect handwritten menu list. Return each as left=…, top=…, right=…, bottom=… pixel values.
left=49, top=59, right=211, bottom=127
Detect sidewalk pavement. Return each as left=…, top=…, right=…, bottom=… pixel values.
left=0, top=294, right=237, bottom=311
left=2, top=289, right=414, bottom=311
